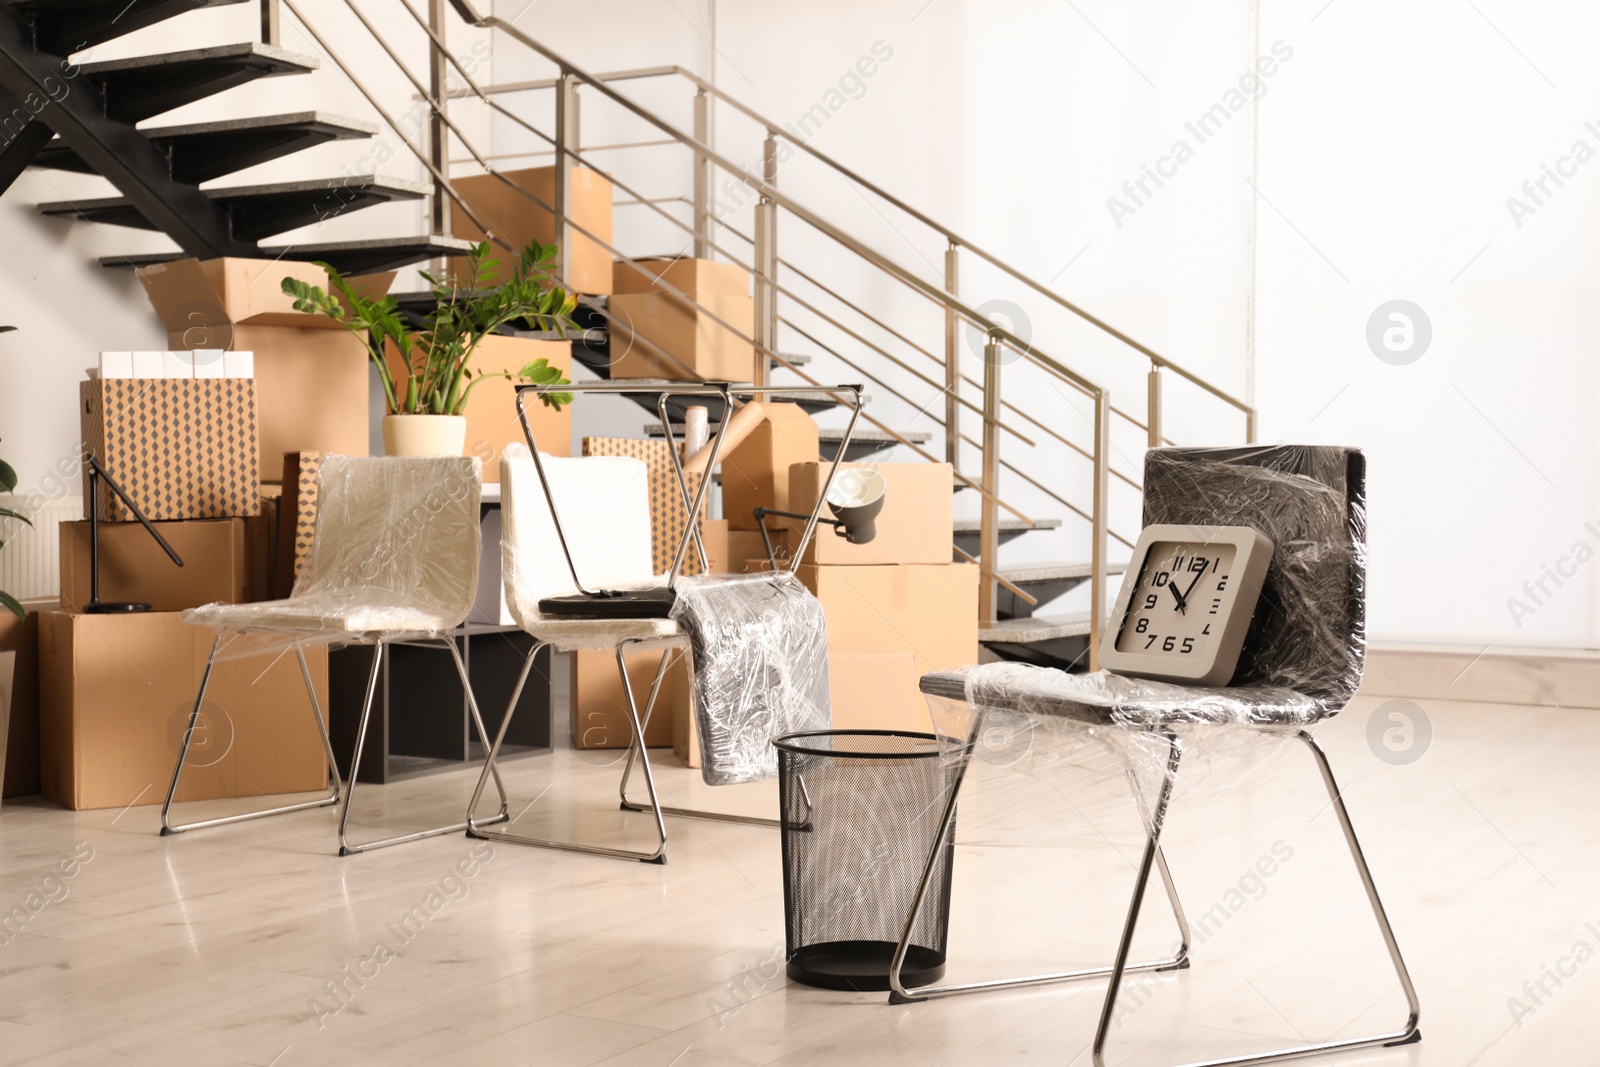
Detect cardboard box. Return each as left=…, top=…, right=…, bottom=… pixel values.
left=672, top=662, right=700, bottom=768
left=81, top=379, right=259, bottom=521
left=59, top=516, right=268, bottom=613
left=460, top=335, right=573, bottom=478
left=782, top=462, right=955, bottom=566
left=606, top=291, right=756, bottom=382
left=0, top=600, right=49, bottom=797
left=448, top=166, right=615, bottom=295
left=728, top=529, right=783, bottom=573
left=701, top=519, right=730, bottom=574
left=798, top=563, right=977, bottom=731
left=138, top=258, right=386, bottom=478
left=722, top=403, right=820, bottom=530
left=277, top=451, right=321, bottom=595
left=0, top=649, right=13, bottom=798
left=828, top=652, right=924, bottom=732
left=612, top=257, right=751, bottom=298
left=572, top=647, right=686, bottom=749
left=37, top=610, right=330, bottom=811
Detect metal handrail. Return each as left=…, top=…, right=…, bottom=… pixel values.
left=439, top=35, right=1251, bottom=419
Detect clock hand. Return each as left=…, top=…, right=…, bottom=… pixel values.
left=1182, top=568, right=1208, bottom=604
left=1168, top=582, right=1188, bottom=613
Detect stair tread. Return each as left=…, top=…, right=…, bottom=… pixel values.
left=953, top=517, right=1062, bottom=533
left=100, top=235, right=475, bottom=272
left=127, top=111, right=379, bottom=139
left=979, top=612, right=1092, bottom=643
left=40, top=174, right=429, bottom=214
left=645, top=422, right=926, bottom=444
left=76, top=42, right=318, bottom=75
left=623, top=382, right=867, bottom=404
left=996, top=561, right=1128, bottom=582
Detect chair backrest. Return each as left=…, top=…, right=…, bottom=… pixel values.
left=1142, top=445, right=1366, bottom=708
left=499, top=443, right=655, bottom=628
left=297, top=455, right=483, bottom=626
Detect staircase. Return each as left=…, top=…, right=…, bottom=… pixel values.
left=1, top=0, right=1257, bottom=671
left=0, top=0, right=468, bottom=272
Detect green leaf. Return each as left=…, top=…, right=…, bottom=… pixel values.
left=0, top=590, right=23, bottom=620
left=0, top=507, right=32, bottom=525
left=0, top=325, right=15, bottom=334
left=0, top=458, right=17, bottom=493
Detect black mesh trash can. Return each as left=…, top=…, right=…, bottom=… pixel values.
left=774, top=730, right=956, bottom=991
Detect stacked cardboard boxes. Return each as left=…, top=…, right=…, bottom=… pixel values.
left=608, top=258, right=755, bottom=381
left=448, top=165, right=616, bottom=295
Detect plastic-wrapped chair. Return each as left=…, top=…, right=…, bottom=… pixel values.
left=464, top=382, right=858, bottom=863
left=892, top=445, right=1422, bottom=1067
left=161, top=455, right=509, bottom=855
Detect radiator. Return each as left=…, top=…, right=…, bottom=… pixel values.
left=0, top=495, right=79, bottom=603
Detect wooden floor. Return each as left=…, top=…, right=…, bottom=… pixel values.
left=0, top=691, right=1594, bottom=1066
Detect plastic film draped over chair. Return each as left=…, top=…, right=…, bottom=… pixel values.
left=163, top=455, right=510, bottom=855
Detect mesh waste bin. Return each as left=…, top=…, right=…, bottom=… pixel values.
left=774, top=730, right=956, bottom=991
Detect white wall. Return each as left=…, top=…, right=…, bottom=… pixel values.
left=1254, top=0, right=1599, bottom=649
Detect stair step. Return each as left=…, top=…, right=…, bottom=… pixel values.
left=953, top=516, right=1061, bottom=553
left=75, top=43, right=319, bottom=124
left=645, top=422, right=928, bottom=463
left=101, top=235, right=476, bottom=275
left=979, top=612, right=1094, bottom=670
left=42, top=175, right=429, bottom=242
left=35, top=112, right=377, bottom=184
left=631, top=385, right=862, bottom=420
left=7, top=0, right=248, bottom=55
left=993, top=561, right=1127, bottom=620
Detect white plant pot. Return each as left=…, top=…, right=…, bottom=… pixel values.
left=382, top=414, right=467, bottom=458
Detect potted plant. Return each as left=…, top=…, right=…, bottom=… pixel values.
left=283, top=240, right=577, bottom=457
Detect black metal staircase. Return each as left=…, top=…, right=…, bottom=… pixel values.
left=0, top=0, right=465, bottom=273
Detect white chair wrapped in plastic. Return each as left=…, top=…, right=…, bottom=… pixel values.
left=162, top=455, right=510, bottom=856
left=464, top=381, right=863, bottom=864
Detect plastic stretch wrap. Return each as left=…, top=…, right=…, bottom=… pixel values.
left=925, top=445, right=1366, bottom=827
left=185, top=455, right=482, bottom=660
left=499, top=443, right=673, bottom=650
left=671, top=572, right=831, bottom=786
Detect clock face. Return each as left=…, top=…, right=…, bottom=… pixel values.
left=1114, top=541, right=1239, bottom=658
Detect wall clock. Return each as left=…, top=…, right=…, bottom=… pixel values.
left=1098, top=524, right=1275, bottom=686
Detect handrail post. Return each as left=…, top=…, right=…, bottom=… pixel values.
left=1090, top=389, right=1110, bottom=671
left=979, top=337, right=1003, bottom=624
left=693, top=89, right=712, bottom=259
left=752, top=132, right=779, bottom=386
left=427, top=0, right=448, bottom=235
left=260, top=0, right=280, bottom=44
left=1246, top=407, right=1257, bottom=444
left=552, top=72, right=580, bottom=287
left=944, top=242, right=960, bottom=466
left=1147, top=364, right=1162, bottom=448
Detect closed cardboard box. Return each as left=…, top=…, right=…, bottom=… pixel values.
left=459, top=335, right=573, bottom=478
left=37, top=610, right=330, bottom=810
left=277, top=451, right=321, bottom=595
left=613, top=257, right=750, bottom=297
left=722, top=403, right=819, bottom=531
left=783, top=462, right=954, bottom=566
left=828, top=652, right=924, bottom=732
left=572, top=647, right=686, bottom=749
left=606, top=291, right=756, bottom=382
left=449, top=166, right=615, bottom=295
left=729, top=528, right=782, bottom=572
left=581, top=436, right=705, bottom=575
left=138, top=257, right=387, bottom=478
left=59, top=516, right=266, bottom=613
left=0, top=600, right=50, bottom=797
left=81, top=379, right=259, bottom=521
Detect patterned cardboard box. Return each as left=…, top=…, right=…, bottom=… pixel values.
left=80, top=379, right=258, bottom=522
left=276, top=451, right=322, bottom=595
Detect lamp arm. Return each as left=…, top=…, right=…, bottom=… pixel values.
left=85, top=453, right=184, bottom=568
left=752, top=507, right=844, bottom=571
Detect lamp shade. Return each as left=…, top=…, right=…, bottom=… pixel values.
left=825, top=469, right=887, bottom=544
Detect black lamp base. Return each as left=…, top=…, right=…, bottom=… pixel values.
left=84, top=601, right=152, bottom=614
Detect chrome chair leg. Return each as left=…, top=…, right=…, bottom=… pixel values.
left=337, top=638, right=511, bottom=856
left=616, top=644, right=783, bottom=830
left=1090, top=729, right=1422, bottom=1067
left=467, top=637, right=670, bottom=863
left=161, top=638, right=343, bottom=835
left=888, top=715, right=1191, bottom=1004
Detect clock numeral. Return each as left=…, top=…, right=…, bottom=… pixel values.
left=1162, top=635, right=1176, bottom=651
left=1202, top=624, right=1212, bottom=635
left=1144, top=593, right=1159, bottom=609
left=1217, top=575, right=1229, bottom=591
left=1188, top=556, right=1209, bottom=573
left=1135, top=618, right=1149, bottom=633
left=1151, top=572, right=1169, bottom=587
left=1181, top=637, right=1194, bottom=653
left=1209, top=598, right=1221, bottom=615
left=1144, top=634, right=1157, bottom=649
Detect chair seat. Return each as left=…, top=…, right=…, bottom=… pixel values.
left=184, top=595, right=456, bottom=636
left=919, top=664, right=1327, bottom=727
left=522, top=616, right=682, bottom=652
